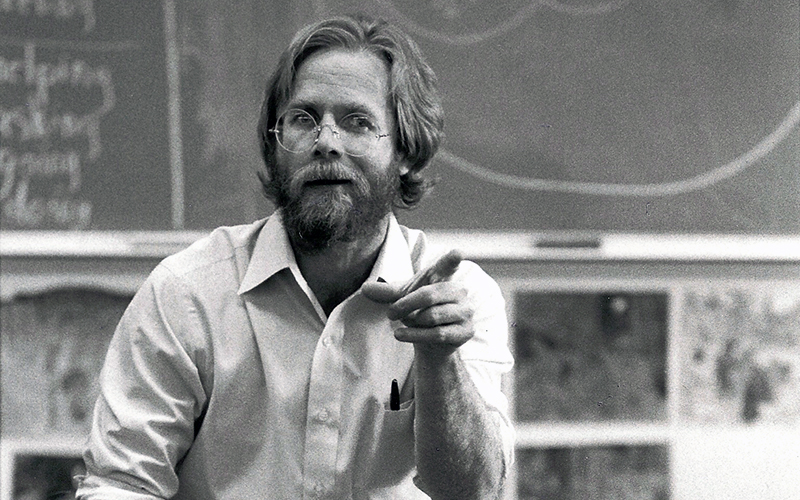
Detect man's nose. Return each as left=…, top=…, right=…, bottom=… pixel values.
left=313, top=121, right=343, bottom=158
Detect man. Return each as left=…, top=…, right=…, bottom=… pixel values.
left=77, top=14, right=513, bottom=500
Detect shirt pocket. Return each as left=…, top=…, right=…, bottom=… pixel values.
left=364, top=399, right=416, bottom=490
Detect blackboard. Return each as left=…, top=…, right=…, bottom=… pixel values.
left=2, top=0, right=798, bottom=233
left=384, top=0, right=800, bottom=234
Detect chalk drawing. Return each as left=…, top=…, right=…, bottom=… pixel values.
left=374, top=0, right=634, bottom=46
left=438, top=101, right=800, bottom=196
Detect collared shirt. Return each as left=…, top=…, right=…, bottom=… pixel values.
left=77, top=214, right=514, bottom=500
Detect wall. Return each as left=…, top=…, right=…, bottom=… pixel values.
left=2, top=233, right=799, bottom=499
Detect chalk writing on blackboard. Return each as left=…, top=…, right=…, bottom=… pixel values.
left=1, top=1, right=117, bottom=229
left=0, top=0, right=96, bottom=32
left=1, top=41, right=113, bottom=228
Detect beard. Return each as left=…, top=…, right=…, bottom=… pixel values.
left=271, top=160, right=399, bottom=253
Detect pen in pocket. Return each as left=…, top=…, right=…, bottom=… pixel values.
left=390, top=378, right=400, bottom=411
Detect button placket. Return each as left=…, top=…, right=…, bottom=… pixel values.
left=303, top=320, right=343, bottom=499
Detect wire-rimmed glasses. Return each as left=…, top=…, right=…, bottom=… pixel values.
left=270, top=108, right=389, bottom=157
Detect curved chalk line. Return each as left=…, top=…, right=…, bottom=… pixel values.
left=437, top=101, right=800, bottom=197
left=373, top=0, right=634, bottom=46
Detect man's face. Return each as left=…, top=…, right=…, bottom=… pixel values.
left=271, top=49, right=404, bottom=253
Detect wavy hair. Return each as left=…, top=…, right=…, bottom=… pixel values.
left=256, top=14, right=444, bottom=208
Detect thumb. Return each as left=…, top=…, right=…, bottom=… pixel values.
left=361, top=280, right=405, bottom=303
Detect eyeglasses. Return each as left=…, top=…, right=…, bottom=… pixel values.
left=270, top=108, right=389, bottom=157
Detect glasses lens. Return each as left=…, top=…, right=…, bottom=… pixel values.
left=276, top=109, right=317, bottom=153
left=337, top=114, right=380, bottom=157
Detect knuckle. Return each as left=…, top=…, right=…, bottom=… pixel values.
left=435, top=328, right=450, bottom=344
left=428, top=308, right=446, bottom=325
left=420, top=287, right=438, bottom=303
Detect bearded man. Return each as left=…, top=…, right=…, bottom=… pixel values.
left=77, top=14, right=513, bottom=500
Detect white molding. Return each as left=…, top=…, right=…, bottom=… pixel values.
left=2, top=231, right=799, bottom=261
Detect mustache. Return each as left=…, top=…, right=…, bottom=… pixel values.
left=287, top=161, right=371, bottom=197
left=294, top=161, right=358, bottom=184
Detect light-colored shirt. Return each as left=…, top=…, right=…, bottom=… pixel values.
left=77, top=213, right=514, bottom=500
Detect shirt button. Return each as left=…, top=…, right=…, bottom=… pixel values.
left=322, top=336, right=333, bottom=347
left=317, top=409, right=329, bottom=423
left=309, top=481, right=327, bottom=496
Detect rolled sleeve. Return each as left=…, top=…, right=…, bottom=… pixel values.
left=456, top=261, right=516, bottom=468
left=78, top=264, right=208, bottom=499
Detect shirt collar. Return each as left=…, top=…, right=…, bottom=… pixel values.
left=237, top=212, right=296, bottom=295
left=237, top=212, right=416, bottom=295
left=368, top=214, right=416, bottom=285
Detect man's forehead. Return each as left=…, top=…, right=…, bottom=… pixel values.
left=286, top=49, right=392, bottom=112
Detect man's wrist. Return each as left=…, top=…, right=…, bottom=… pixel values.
left=413, top=342, right=459, bottom=365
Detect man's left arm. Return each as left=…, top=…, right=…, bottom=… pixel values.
left=362, top=261, right=513, bottom=500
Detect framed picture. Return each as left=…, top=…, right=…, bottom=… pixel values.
left=516, top=444, right=670, bottom=500
left=678, top=284, right=800, bottom=424
left=1, top=289, right=131, bottom=437
left=513, top=290, right=669, bottom=423
left=1, top=439, right=85, bottom=500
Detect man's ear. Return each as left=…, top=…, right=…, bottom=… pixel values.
left=395, top=154, right=411, bottom=176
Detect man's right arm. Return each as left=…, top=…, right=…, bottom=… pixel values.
left=77, top=264, right=208, bottom=499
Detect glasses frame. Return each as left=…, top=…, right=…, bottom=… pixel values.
left=269, top=108, right=390, bottom=157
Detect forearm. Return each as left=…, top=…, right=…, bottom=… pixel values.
left=412, top=346, right=506, bottom=500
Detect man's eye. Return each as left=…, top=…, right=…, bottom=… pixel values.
left=284, top=110, right=316, bottom=129
left=340, top=114, right=376, bottom=133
